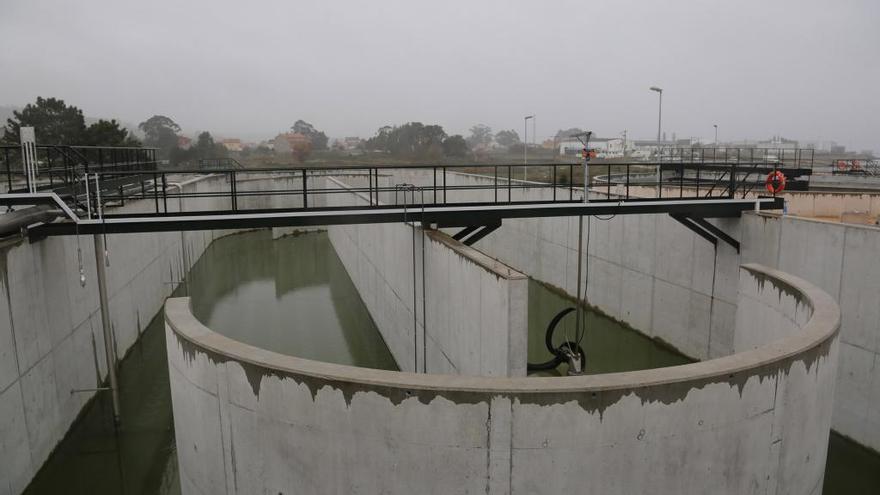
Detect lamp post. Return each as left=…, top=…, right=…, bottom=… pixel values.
left=649, top=86, right=663, bottom=154
left=713, top=124, right=718, bottom=145
left=524, top=115, right=534, bottom=180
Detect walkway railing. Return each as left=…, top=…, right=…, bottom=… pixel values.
left=46, top=161, right=807, bottom=219
left=0, top=144, right=159, bottom=193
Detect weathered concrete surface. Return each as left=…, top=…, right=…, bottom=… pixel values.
left=742, top=212, right=880, bottom=453
left=325, top=176, right=528, bottom=376
left=0, top=172, right=309, bottom=495
left=373, top=169, right=880, bottom=454
left=165, top=262, right=839, bottom=495
left=388, top=170, right=743, bottom=362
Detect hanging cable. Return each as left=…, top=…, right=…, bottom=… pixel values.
left=396, top=183, right=419, bottom=373
left=75, top=174, right=86, bottom=287
left=419, top=187, right=427, bottom=373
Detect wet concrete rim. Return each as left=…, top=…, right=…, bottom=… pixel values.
left=165, top=262, right=839, bottom=395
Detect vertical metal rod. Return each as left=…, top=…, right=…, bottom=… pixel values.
left=4, top=148, right=10, bottom=192
left=569, top=164, right=573, bottom=200
left=607, top=163, right=611, bottom=197
left=494, top=166, right=498, bottom=203
left=574, top=215, right=584, bottom=342
left=84, top=173, right=92, bottom=219
left=301, top=169, right=308, bottom=208
left=230, top=172, right=237, bottom=211
left=94, top=234, right=121, bottom=424
left=420, top=188, right=427, bottom=374
left=94, top=174, right=102, bottom=219
left=507, top=165, right=512, bottom=203
left=552, top=166, right=557, bottom=202
left=153, top=173, right=159, bottom=213
left=162, top=174, right=168, bottom=213
left=442, top=167, right=447, bottom=204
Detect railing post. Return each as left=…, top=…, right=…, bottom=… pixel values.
left=153, top=173, right=159, bottom=213
left=607, top=163, right=611, bottom=197
left=230, top=172, right=237, bottom=211
left=729, top=164, right=736, bottom=198
left=4, top=148, right=10, bottom=192
left=162, top=174, right=168, bottom=213
left=302, top=169, right=308, bottom=208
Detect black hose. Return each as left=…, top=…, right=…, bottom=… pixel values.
left=527, top=307, right=585, bottom=372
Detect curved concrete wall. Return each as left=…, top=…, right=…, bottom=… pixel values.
left=165, top=263, right=838, bottom=495
left=742, top=212, right=880, bottom=453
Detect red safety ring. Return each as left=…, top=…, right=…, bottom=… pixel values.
left=766, top=170, right=786, bottom=194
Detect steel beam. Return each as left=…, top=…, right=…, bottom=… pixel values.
left=30, top=197, right=784, bottom=238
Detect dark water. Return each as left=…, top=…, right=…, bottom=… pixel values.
left=22, top=229, right=880, bottom=494
left=24, top=311, right=180, bottom=495
left=823, top=432, right=880, bottom=494
left=187, top=230, right=397, bottom=370
left=527, top=280, right=691, bottom=376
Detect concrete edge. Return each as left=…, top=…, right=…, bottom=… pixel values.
left=425, top=230, right=527, bottom=280
left=165, top=262, right=839, bottom=396
left=748, top=210, right=880, bottom=232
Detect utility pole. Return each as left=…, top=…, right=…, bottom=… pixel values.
left=650, top=86, right=663, bottom=153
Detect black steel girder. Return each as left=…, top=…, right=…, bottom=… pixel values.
left=29, top=197, right=783, bottom=238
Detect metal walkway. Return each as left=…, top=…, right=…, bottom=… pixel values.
left=25, top=195, right=783, bottom=236
left=0, top=157, right=793, bottom=242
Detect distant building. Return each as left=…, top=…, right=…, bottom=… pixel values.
left=273, top=133, right=310, bottom=154
left=178, top=136, right=192, bottom=149
left=221, top=138, right=243, bottom=152
left=559, top=137, right=626, bottom=157
left=757, top=136, right=799, bottom=150
left=343, top=137, right=363, bottom=150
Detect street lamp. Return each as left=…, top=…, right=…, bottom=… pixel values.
left=524, top=115, right=534, bottom=180
left=649, top=86, right=663, bottom=152
left=713, top=124, right=718, bottom=145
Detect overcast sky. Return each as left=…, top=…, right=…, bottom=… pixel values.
left=1, top=0, right=878, bottom=150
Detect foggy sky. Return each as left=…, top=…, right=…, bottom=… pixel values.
left=1, top=0, right=878, bottom=151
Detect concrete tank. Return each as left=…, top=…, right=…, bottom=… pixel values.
left=165, top=263, right=839, bottom=494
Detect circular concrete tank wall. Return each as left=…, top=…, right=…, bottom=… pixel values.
left=165, top=263, right=839, bottom=495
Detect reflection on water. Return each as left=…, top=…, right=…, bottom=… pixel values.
left=188, top=230, right=397, bottom=370
left=24, top=312, right=180, bottom=495
left=527, top=280, right=691, bottom=376
left=20, top=229, right=880, bottom=495
left=823, top=432, right=880, bottom=494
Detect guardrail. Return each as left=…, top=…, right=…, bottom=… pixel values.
left=48, top=161, right=808, bottom=219
left=0, top=144, right=159, bottom=194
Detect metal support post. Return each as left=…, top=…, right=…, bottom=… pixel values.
left=94, top=234, right=121, bottom=423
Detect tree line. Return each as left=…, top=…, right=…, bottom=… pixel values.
left=2, top=97, right=140, bottom=146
